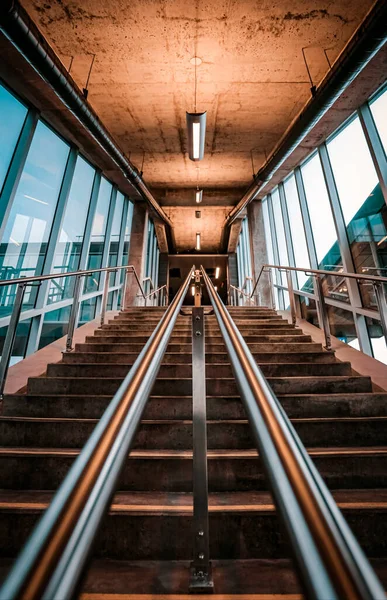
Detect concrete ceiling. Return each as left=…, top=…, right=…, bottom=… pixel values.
left=21, top=0, right=375, bottom=189
left=19, top=0, right=378, bottom=252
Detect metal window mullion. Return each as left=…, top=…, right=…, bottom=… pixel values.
left=318, top=144, right=372, bottom=355
left=267, top=193, right=283, bottom=308
left=96, top=185, right=117, bottom=316
left=0, top=109, right=39, bottom=238
left=358, top=103, right=387, bottom=206
left=112, top=198, right=129, bottom=310
left=79, top=171, right=101, bottom=271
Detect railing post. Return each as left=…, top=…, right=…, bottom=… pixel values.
left=121, top=269, right=129, bottom=311
left=189, top=304, right=213, bottom=593
left=286, top=270, right=297, bottom=325
left=194, top=269, right=202, bottom=307
left=0, top=282, right=27, bottom=399
left=373, top=282, right=387, bottom=347
left=100, top=269, right=113, bottom=326
left=314, top=274, right=332, bottom=350
left=65, top=275, right=83, bottom=352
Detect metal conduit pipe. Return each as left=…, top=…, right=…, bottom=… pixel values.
left=0, top=0, right=173, bottom=229
left=226, top=0, right=387, bottom=227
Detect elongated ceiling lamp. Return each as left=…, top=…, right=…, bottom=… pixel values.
left=195, top=167, right=203, bottom=203
left=187, top=57, right=206, bottom=161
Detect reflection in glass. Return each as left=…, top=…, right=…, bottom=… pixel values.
left=0, top=84, right=28, bottom=193
left=38, top=306, right=71, bottom=350
left=48, top=156, right=96, bottom=304
left=370, top=87, right=387, bottom=157
left=0, top=121, right=70, bottom=316
left=327, top=305, right=357, bottom=347
left=84, top=177, right=112, bottom=293
left=366, top=317, right=387, bottom=365
left=0, top=318, right=32, bottom=365
left=283, top=174, right=311, bottom=291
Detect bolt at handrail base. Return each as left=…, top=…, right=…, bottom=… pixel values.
left=189, top=563, right=214, bottom=593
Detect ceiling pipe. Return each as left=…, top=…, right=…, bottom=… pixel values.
left=225, top=0, right=387, bottom=227
left=0, top=0, right=173, bottom=230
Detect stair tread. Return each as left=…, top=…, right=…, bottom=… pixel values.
left=1, top=489, right=387, bottom=514
left=1, top=446, right=387, bottom=457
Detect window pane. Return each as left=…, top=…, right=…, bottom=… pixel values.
left=301, top=152, right=342, bottom=270
left=48, top=156, right=95, bottom=304
left=327, top=116, right=378, bottom=225
left=271, top=188, right=288, bottom=287
left=283, top=174, right=311, bottom=291
left=370, top=88, right=387, bottom=157
left=84, top=177, right=112, bottom=293
left=0, top=121, right=70, bottom=315
left=327, top=117, right=382, bottom=308
left=0, top=84, right=28, bottom=193
left=366, top=317, right=387, bottom=365
left=38, top=306, right=72, bottom=350
left=327, top=305, right=357, bottom=347
left=0, top=318, right=32, bottom=365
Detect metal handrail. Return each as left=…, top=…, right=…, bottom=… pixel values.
left=251, top=263, right=387, bottom=298
left=145, top=284, right=168, bottom=306
left=0, top=264, right=146, bottom=297
left=200, top=265, right=385, bottom=600
left=0, top=266, right=195, bottom=600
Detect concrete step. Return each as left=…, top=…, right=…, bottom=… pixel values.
left=61, top=350, right=336, bottom=365
left=86, top=334, right=314, bottom=344
left=5, top=392, right=387, bottom=420
left=45, top=361, right=353, bottom=379
left=1, top=447, right=386, bottom=492
left=1, top=415, right=386, bottom=450
left=75, top=341, right=323, bottom=354
left=94, top=324, right=299, bottom=337
left=1, top=489, right=387, bottom=560
left=25, top=375, right=372, bottom=396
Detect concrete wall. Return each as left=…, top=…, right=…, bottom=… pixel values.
left=125, top=203, right=148, bottom=306
left=248, top=199, right=271, bottom=307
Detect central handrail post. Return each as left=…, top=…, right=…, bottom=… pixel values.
left=0, top=282, right=27, bottom=399
left=65, top=274, right=83, bottom=352
left=313, top=274, right=332, bottom=351
left=189, top=285, right=213, bottom=592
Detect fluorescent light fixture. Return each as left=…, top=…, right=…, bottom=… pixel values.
left=186, top=112, right=207, bottom=161
left=191, top=285, right=195, bottom=296
left=196, top=232, right=201, bottom=251
left=195, top=188, right=203, bottom=203
left=215, top=267, right=220, bottom=279
left=378, top=235, right=387, bottom=246
left=24, top=194, right=48, bottom=206
left=10, top=237, right=20, bottom=247
left=214, top=286, right=217, bottom=292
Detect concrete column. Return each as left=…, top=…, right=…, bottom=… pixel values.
left=125, top=203, right=148, bottom=306
left=248, top=199, right=271, bottom=306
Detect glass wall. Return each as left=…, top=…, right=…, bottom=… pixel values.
left=143, top=218, right=160, bottom=300
left=0, top=80, right=135, bottom=358
left=236, top=217, right=253, bottom=293
left=261, top=81, right=387, bottom=363
left=0, top=84, right=28, bottom=193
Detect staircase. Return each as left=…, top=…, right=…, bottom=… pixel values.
left=1, top=305, right=387, bottom=596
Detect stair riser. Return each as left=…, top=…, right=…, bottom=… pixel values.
left=1, top=419, right=386, bottom=449
left=84, top=335, right=314, bottom=345
left=26, top=376, right=372, bottom=396
left=75, top=342, right=323, bottom=353
left=1, top=453, right=386, bottom=492
left=62, top=351, right=336, bottom=365
left=46, top=362, right=352, bottom=378
left=1, top=511, right=386, bottom=560
left=5, top=394, right=387, bottom=420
